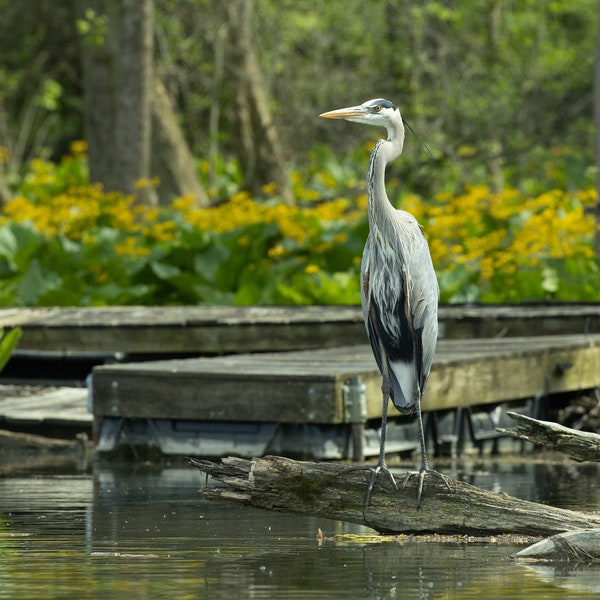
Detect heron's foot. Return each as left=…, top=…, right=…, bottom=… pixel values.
left=400, top=467, right=452, bottom=510
left=365, top=463, right=398, bottom=510
left=336, top=462, right=398, bottom=511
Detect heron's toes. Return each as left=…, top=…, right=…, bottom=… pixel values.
left=401, top=468, right=452, bottom=509
left=335, top=463, right=399, bottom=511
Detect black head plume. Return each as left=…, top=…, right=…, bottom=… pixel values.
left=402, top=118, right=434, bottom=158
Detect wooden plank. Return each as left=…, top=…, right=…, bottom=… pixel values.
left=0, top=306, right=365, bottom=354
left=93, top=366, right=345, bottom=424
left=427, top=337, right=600, bottom=412
left=0, top=387, right=91, bottom=426
left=1, top=304, right=599, bottom=355
left=439, top=304, right=600, bottom=338
left=91, top=334, right=600, bottom=424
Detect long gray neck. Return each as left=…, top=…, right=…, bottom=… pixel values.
left=366, top=131, right=405, bottom=233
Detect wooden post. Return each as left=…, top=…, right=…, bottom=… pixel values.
left=343, top=376, right=367, bottom=461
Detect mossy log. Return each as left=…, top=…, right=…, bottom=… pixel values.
left=499, top=411, right=600, bottom=462
left=189, top=455, right=600, bottom=536
left=0, top=429, right=88, bottom=475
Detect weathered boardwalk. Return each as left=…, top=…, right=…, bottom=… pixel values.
left=1, top=305, right=599, bottom=458
left=92, top=334, right=600, bottom=425
left=0, top=306, right=364, bottom=355
left=0, top=386, right=90, bottom=428
left=85, top=333, right=600, bottom=459
left=93, top=335, right=600, bottom=424
left=1, top=304, right=599, bottom=355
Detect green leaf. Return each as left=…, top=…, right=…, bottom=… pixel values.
left=0, top=326, right=22, bottom=372
left=0, top=223, right=43, bottom=273
left=151, top=261, right=182, bottom=281
left=193, top=242, right=231, bottom=283
left=17, top=260, right=63, bottom=306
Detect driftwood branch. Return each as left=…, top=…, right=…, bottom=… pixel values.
left=189, top=455, right=600, bottom=536
left=498, top=411, right=600, bottom=462
left=0, top=429, right=88, bottom=475
left=516, top=529, right=600, bottom=563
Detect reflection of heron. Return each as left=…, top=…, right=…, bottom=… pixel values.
left=320, top=98, right=448, bottom=508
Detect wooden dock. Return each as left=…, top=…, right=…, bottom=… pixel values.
left=1, top=305, right=599, bottom=459
left=1, top=304, right=599, bottom=355
left=92, top=334, right=600, bottom=424
left=0, top=386, right=90, bottom=428
left=89, top=333, right=600, bottom=459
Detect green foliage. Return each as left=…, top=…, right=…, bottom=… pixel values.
left=0, top=0, right=597, bottom=309
left=76, top=9, right=109, bottom=48
left=0, top=326, right=21, bottom=372
left=0, top=147, right=598, bottom=307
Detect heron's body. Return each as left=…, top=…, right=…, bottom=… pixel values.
left=320, top=98, right=447, bottom=508
left=361, top=140, right=438, bottom=416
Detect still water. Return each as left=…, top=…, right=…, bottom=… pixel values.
left=0, top=458, right=599, bottom=599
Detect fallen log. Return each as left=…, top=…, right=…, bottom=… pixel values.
left=189, top=455, right=600, bottom=536
left=0, top=429, right=89, bottom=475
left=498, top=411, right=600, bottom=462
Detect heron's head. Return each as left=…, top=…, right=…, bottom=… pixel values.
left=319, top=98, right=401, bottom=127
left=320, top=98, right=402, bottom=136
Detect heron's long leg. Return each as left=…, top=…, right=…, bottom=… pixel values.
left=414, top=397, right=430, bottom=506
left=375, top=377, right=390, bottom=468
left=364, top=370, right=398, bottom=509
left=401, top=396, right=451, bottom=509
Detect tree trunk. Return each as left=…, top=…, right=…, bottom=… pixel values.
left=499, top=411, right=600, bottom=462
left=189, top=455, right=600, bottom=536
left=226, top=0, right=294, bottom=204
left=151, top=76, right=209, bottom=207
left=78, top=0, right=155, bottom=205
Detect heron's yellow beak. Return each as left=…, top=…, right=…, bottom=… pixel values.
left=319, top=106, right=368, bottom=119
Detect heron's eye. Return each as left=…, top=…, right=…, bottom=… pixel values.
left=374, top=105, right=381, bottom=112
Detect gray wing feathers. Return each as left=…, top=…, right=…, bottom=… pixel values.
left=406, top=227, right=439, bottom=390
left=361, top=212, right=438, bottom=410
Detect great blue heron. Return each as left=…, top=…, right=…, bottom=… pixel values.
left=320, top=98, right=448, bottom=509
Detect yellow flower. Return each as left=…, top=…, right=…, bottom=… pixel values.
left=114, top=236, right=151, bottom=256
left=171, top=194, right=196, bottom=214
left=144, top=220, right=177, bottom=243
left=69, top=140, right=88, bottom=156
left=305, top=264, right=320, bottom=274
left=89, top=263, right=109, bottom=284
left=261, top=182, right=278, bottom=195
left=268, top=244, right=287, bottom=259
left=134, top=176, right=160, bottom=190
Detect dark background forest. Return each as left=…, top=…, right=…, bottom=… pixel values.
left=1, top=0, right=597, bottom=202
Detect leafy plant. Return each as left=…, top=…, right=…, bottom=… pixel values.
left=0, top=144, right=598, bottom=307
left=0, top=326, right=21, bottom=372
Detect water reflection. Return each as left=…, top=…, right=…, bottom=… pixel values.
left=0, top=458, right=598, bottom=599
left=455, top=457, right=600, bottom=510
